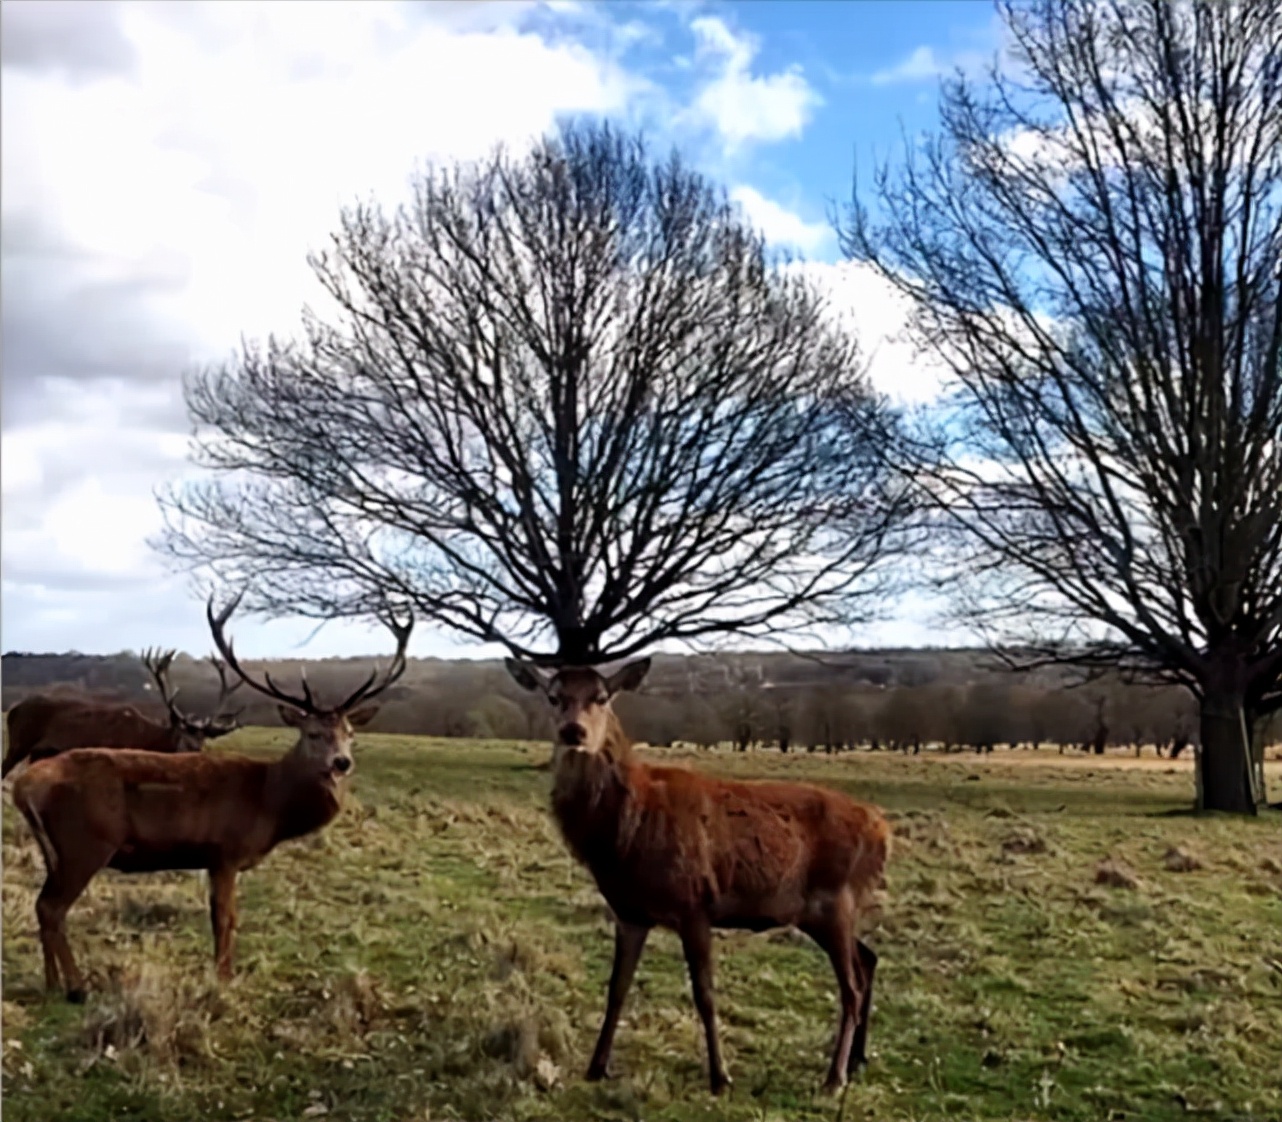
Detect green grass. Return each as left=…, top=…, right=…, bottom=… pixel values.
left=4, top=734, right=1281, bottom=1122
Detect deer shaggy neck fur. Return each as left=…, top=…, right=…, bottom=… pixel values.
left=550, top=710, right=889, bottom=933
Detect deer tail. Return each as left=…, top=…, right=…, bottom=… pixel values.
left=13, top=781, right=58, bottom=873
left=1, top=735, right=24, bottom=779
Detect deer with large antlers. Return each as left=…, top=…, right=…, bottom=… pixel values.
left=507, top=656, right=890, bottom=1096
left=1, top=651, right=244, bottom=779
left=12, top=594, right=412, bottom=1001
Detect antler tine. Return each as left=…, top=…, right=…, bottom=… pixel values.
left=205, top=593, right=321, bottom=714
left=205, top=654, right=246, bottom=703
left=334, top=607, right=414, bottom=713
left=203, top=654, right=247, bottom=729
left=140, top=647, right=182, bottom=714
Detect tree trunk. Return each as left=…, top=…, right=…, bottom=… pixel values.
left=1198, top=687, right=1256, bottom=815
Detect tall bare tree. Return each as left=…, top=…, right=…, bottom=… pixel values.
left=841, top=0, right=1282, bottom=812
left=159, top=122, right=911, bottom=666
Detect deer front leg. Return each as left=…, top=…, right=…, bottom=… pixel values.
left=209, top=866, right=239, bottom=981
left=681, top=919, right=731, bottom=1095
left=587, top=921, right=650, bottom=1081
left=849, top=939, right=878, bottom=1076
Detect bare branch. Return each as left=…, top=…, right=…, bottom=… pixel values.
left=159, top=122, right=916, bottom=665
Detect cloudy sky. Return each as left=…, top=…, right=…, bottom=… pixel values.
left=1, top=0, right=999, bottom=660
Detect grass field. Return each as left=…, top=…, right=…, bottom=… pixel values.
left=3, top=733, right=1281, bottom=1122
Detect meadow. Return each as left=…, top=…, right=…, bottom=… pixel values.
left=3, top=733, right=1280, bottom=1122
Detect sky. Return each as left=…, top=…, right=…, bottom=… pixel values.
left=1, top=0, right=1003, bottom=661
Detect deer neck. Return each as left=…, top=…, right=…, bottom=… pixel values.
left=146, top=720, right=183, bottom=751
left=265, top=752, right=345, bottom=845
left=550, top=710, right=636, bottom=867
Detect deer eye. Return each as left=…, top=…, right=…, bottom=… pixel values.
left=593, top=694, right=608, bottom=706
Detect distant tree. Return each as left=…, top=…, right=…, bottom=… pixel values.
left=159, top=121, right=913, bottom=669
left=954, top=683, right=1013, bottom=752
left=842, top=0, right=1282, bottom=811
left=679, top=695, right=726, bottom=749
left=769, top=690, right=795, bottom=753
left=876, top=687, right=929, bottom=753
left=463, top=694, right=527, bottom=740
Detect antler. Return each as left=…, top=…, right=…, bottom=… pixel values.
left=206, top=655, right=246, bottom=709
left=140, top=648, right=182, bottom=717
left=332, top=608, right=414, bottom=711
left=207, top=592, right=323, bottom=713
left=206, top=593, right=414, bottom=715
left=199, top=655, right=247, bottom=732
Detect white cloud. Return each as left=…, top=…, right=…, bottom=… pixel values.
left=0, top=0, right=649, bottom=657
left=870, top=41, right=993, bottom=86
left=792, top=261, right=951, bottom=405
left=729, top=186, right=832, bottom=256
left=687, top=16, right=821, bottom=153
left=0, top=1, right=951, bottom=659
left=872, top=45, right=948, bottom=86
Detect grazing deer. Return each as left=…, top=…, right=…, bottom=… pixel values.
left=11, top=594, right=411, bottom=1002
left=2, top=651, right=244, bottom=779
left=506, top=657, right=890, bottom=1096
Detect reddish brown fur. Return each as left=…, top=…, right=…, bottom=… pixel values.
left=10, top=597, right=410, bottom=1001
left=508, top=659, right=891, bottom=1095
left=2, top=695, right=211, bottom=778
left=11, top=709, right=372, bottom=1001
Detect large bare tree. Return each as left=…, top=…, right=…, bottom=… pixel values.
left=159, top=123, right=911, bottom=666
left=840, top=0, right=1282, bottom=812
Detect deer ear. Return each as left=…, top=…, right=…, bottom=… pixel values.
left=347, top=705, right=379, bottom=728
left=506, top=658, right=549, bottom=694
left=606, top=657, right=651, bottom=696
left=278, top=705, right=307, bottom=728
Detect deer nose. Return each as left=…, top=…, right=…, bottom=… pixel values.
left=559, top=723, right=587, bottom=747
left=332, top=756, right=353, bottom=774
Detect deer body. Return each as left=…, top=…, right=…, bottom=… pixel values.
left=18, top=749, right=342, bottom=873
left=12, top=595, right=410, bottom=1002
left=4, top=697, right=175, bottom=777
left=3, top=652, right=243, bottom=779
left=509, top=658, right=890, bottom=1096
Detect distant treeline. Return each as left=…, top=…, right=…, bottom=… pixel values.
left=8, top=647, right=1280, bottom=754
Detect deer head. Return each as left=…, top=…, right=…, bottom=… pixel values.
left=206, top=594, right=413, bottom=778
left=506, top=658, right=652, bottom=755
left=140, top=648, right=245, bottom=750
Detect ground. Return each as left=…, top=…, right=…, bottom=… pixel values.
left=3, top=735, right=1280, bottom=1122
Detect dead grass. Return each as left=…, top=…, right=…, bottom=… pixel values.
left=3, top=734, right=1280, bottom=1121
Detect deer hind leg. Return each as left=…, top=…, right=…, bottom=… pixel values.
left=803, top=902, right=862, bottom=1093
left=33, top=850, right=112, bottom=1003
left=209, top=866, right=239, bottom=981
left=587, top=921, right=650, bottom=1081
left=680, top=919, right=731, bottom=1095
left=848, top=939, right=878, bottom=1076
left=17, top=790, right=109, bottom=1001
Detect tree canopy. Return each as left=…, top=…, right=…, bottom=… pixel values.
left=841, top=0, right=1282, bottom=811
left=160, top=122, right=912, bottom=665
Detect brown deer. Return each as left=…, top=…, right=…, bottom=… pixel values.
left=2, top=651, right=244, bottom=778
left=507, top=657, right=890, bottom=1096
left=11, top=594, right=412, bottom=1002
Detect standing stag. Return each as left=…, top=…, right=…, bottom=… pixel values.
left=12, top=594, right=412, bottom=1001
left=1, top=650, right=244, bottom=778
left=507, top=657, right=890, bottom=1095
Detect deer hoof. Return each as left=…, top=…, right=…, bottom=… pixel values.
left=821, top=1074, right=848, bottom=1096
left=710, top=1071, right=733, bottom=1096
left=65, top=987, right=86, bottom=1005
left=585, top=1063, right=608, bottom=1082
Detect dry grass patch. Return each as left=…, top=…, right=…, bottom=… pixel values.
left=3, top=734, right=1280, bottom=1122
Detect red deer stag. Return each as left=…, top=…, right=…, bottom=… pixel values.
left=507, top=657, right=890, bottom=1095
left=12, top=594, right=411, bottom=1002
left=2, top=651, right=244, bottom=778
